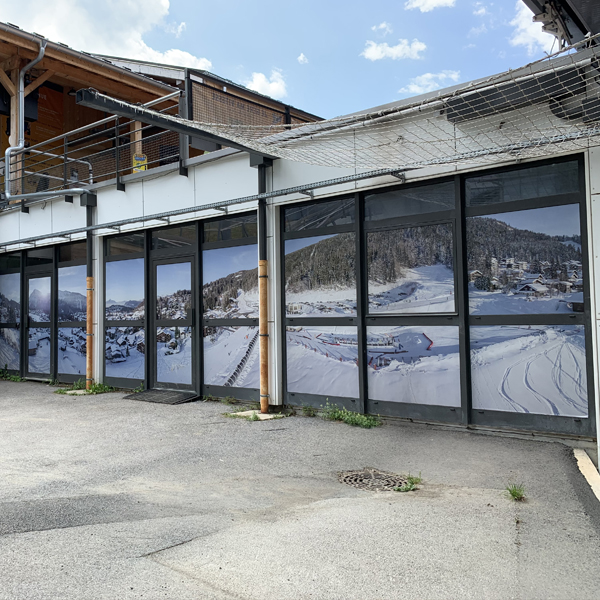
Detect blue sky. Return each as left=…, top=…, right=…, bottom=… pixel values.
left=203, top=245, right=258, bottom=284
left=58, top=265, right=87, bottom=296
left=106, top=259, right=144, bottom=304
left=157, top=262, right=191, bottom=297
left=484, top=205, right=581, bottom=237
left=1, top=1, right=556, bottom=118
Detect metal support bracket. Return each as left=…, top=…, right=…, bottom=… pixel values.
left=299, top=190, right=314, bottom=199
left=390, top=171, right=406, bottom=183
left=65, top=195, right=74, bottom=203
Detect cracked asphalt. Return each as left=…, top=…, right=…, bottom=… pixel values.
left=1, top=381, right=600, bottom=599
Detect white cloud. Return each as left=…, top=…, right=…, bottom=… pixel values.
left=404, top=0, right=456, bottom=12
left=371, top=22, right=393, bottom=35
left=245, top=69, right=287, bottom=99
left=0, top=0, right=212, bottom=70
left=509, top=1, right=555, bottom=56
left=469, top=24, right=488, bottom=37
left=399, top=70, right=460, bottom=95
left=473, top=5, right=487, bottom=16
left=165, top=21, right=186, bottom=38
left=362, top=39, right=426, bottom=61
left=297, top=53, right=309, bottom=64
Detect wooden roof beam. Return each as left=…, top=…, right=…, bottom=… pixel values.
left=24, top=69, right=54, bottom=97
left=0, top=66, right=15, bottom=96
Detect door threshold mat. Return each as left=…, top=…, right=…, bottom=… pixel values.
left=124, top=389, right=199, bottom=405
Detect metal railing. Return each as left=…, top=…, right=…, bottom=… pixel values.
left=1, top=95, right=180, bottom=207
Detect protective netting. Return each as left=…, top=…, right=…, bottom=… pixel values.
left=179, top=34, right=600, bottom=170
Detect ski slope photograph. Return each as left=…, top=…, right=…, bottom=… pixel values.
left=156, top=326, right=192, bottom=385
left=0, top=272, right=20, bottom=323
left=57, top=327, right=87, bottom=375
left=203, top=245, right=258, bottom=319
left=467, top=205, right=583, bottom=315
left=105, top=259, right=145, bottom=321
left=28, top=328, right=51, bottom=374
left=367, top=224, right=455, bottom=314
left=367, top=326, right=460, bottom=406
left=285, top=234, right=357, bottom=317
left=470, top=325, right=587, bottom=417
left=286, top=326, right=359, bottom=398
left=203, top=326, right=260, bottom=389
left=105, top=327, right=145, bottom=380
left=0, top=327, right=19, bottom=370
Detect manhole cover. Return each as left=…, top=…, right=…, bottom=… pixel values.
left=338, top=468, right=408, bottom=492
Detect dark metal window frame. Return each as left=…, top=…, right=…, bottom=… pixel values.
left=201, top=214, right=260, bottom=402
left=0, top=252, right=23, bottom=375
left=280, top=155, right=595, bottom=437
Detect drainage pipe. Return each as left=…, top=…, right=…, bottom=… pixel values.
left=2, top=39, right=88, bottom=205
left=258, top=164, right=269, bottom=413
left=86, top=205, right=94, bottom=390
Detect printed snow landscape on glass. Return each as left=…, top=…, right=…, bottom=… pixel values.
left=0, top=327, right=19, bottom=370
left=29, top=277, right=51, bottom=323
left=105, top=327, right=145, bottom=380
left=285, top=234, right=356, bottom=317
left=203, top=326, right=259, bottom=388
left=467, top=205, right=584, bottom=315
left=105, top=259, right=145, bottom=321
left=0, top=273, right=20, bottom=323
left=58, top=327, right=87, bottom=375
left=470, top=325, right=587, bottom=417
left=58, top=265, right=86, bottom=322
left=28, top=327, right=50, bottom=373
left=156, top=326, right=192, bottom=385
left=156, top=262, right=191, bottom=321
left=367, top=224, right=455, bottom=314
left=286, top=326, right=359, bottom=398
left=203, top=245, right=258, bottom=319
left=367, top=326, right=460, bottom=407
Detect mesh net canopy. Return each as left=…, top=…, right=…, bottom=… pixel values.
left=178, top=34, right=600, bottom=170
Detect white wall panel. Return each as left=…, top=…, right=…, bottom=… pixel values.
left=95, top=181, right=144, bottom=226
left=273, top=159, right=356, bottom=198
left=50, top=199, right=87, bottom=233
left=588, top=146, right=600, bottom=195
left=142, top=169, right=195, bottom=215
left=19, top=202, right=55, bottom=240
left=194, top=154, right=256, bottom=208
left=0, top=210, right=20, bottom=245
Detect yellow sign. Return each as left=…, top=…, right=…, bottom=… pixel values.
left=133, top=153, right=148, bottom=173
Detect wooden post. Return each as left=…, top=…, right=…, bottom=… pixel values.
left=259, top=259, right=269, bottom=413
left=131, top=121, right=143, bottom=155
left=86, top=276, right=94, bottom=390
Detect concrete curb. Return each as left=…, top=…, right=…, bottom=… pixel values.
left=574, top=448, right=600, bottom=502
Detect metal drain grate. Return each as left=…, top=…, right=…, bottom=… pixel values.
left=338, top=468, right=408, bottom=492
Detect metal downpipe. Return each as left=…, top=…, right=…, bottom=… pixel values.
left=258, top=164, right=269, bottom=413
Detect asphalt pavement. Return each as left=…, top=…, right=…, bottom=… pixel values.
left=1, top=381, right=599, bottom=599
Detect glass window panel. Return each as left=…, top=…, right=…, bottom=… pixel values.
left=470, top=325, right=587, bottom=417
left=0, top=252, right=20, bottom=271
left=367, top=224, right=455, bottom=314
left=467, top=205, right=583, bottom=315
left=286, top=326, right=359, bottom=398
left=105, top=326, right=145, bottom=379
left=365, top=182, right=455, bottom=221
left=58, top=265, right=87, bottom=322
left=284, top=197, right=354, bottom=232
left=58, top=242, right=86, bottom=263
left=58, top=327, right=87, bottom=376
left=465, top=160, right=579, bottom=207
left=156, top=326, right=192, bottom=385
left=0, top=327, right=20, bottom=370
left=156, top=262, right=191, bottom=320
left=203, top=325, right=260, bottom=388
left=203, top=245, right=258, bottom=319
left=0, top=273, right=20, bottom=323
left=28, top=327, right=51, bottom=374
left=151, top=225, right=196, bottom=250
left=28, top=277, right=51, bottom=323
left=26, top=247, right=53, bottom=267
left=106, top=233, right=145, bottom=256
left=105, top=259, right=145, bottom=321
left=367, top=326, right=460, bottom=407
left=203, top=215, right=257, bottom=242
left=285, top=233, right=356, bottom=317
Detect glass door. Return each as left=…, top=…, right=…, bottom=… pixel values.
left=151, top=257, right=194, bottom=390
left=26, top=274, right=53, bottom=378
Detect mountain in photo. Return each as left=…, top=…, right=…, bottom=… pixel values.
left=203, top=268, right=257, bottom=313
left=29, top=288, right=51, bottom=314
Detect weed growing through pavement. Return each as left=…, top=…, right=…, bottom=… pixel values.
left=87, top=382, right=115, bottom=395
left=302, top=405, right=317, bottom=417
left=394, top=473, right=423, bottom=492
left=321, top=401, right=382, bottom=429
left=505, top=483, right=526, bottom=502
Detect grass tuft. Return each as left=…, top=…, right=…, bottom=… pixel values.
left=394, top=472, right=423, bottom=492
left=505, top=483, right=526, bottom=502
left=321, top=402, right=382, bottom=429
left=301, top=405, right=317, bottom=417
